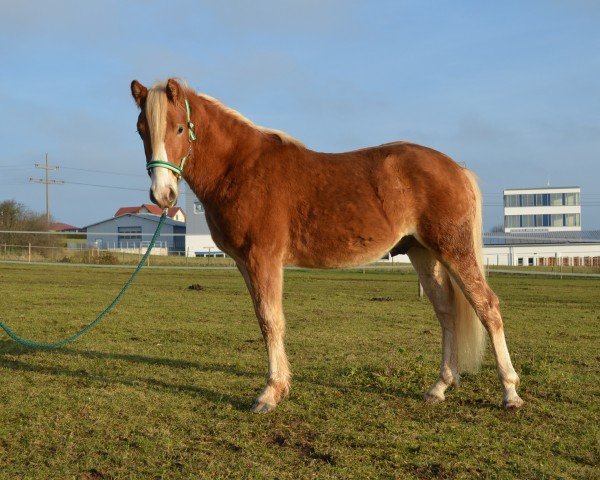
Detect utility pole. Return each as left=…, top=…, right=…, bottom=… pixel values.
left=29, top=153, right=64, bottom=225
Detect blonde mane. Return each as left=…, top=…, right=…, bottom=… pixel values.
left=198, top=93, right=304, bottom=148
left=146, top=82, right=168, bottom=155
left=147, top=80, right=304, bottom=148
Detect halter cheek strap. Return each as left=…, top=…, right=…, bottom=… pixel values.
left=146, top=98, right=196, bottom=179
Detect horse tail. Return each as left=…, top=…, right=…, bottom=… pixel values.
left=450, top=169, right=486, bottom=373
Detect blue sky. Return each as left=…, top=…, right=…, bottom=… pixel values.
left=1, top=0, right=599, bottom=230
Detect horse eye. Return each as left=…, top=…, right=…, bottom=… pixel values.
left=177, top=126, right=184, bottom=135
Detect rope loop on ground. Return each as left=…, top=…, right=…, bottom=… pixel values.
left=0, top=212, right=167, bottom=349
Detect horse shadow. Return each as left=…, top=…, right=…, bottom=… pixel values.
left=0, top=339, right=254, bottom=411
left=0, top=339, right=426, bottom=404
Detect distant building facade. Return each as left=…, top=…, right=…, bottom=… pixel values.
left=483, top=230, right=600, bottom=267
left=85, top=214, right=185, bottom=253
left=503, top=186, right=581, bottom=233
left=184, top=190, right=222, bottom=256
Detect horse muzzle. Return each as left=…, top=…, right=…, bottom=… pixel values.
left=150, top=168, right=179, bottom=208
left=149, top=185, right=178, bottom=209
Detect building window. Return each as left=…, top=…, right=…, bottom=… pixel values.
left=521, top=215, right=535, bottom=227
left=551, top=214, right=563, bottom=227
left=565, top=213, right=580, bottom=227
left=193, top=201, right=204, bottom=214
left=533, top=193, right=551, bottom=206
left=505, top=215, right=520, bottom=228
left=543, top=214, right=551, bottom=226
left=550, top=193, right=563, bottom=206
left=118, top=226, right=142, bottom=246
left=504, top=191, right=579, bottom=208
left=564, top=193, right=579, bottom=206
left=528, top=258, right=534, bottom=266
left=517, top=258, right=523, bottom=266
left=504, top=195, right=520, bottom=207
left=521, top=194, right=535, bottom=207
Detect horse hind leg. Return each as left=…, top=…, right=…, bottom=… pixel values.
left=448, top=257, right=523, bottom=408
left=407, top=246, right=459, bottom=403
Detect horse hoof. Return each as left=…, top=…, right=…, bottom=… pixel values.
left=424, top=391, right=445, bottom=403
left=503, top=395, right=524, bottom=409
left=251, top=400, right=277, bottom=414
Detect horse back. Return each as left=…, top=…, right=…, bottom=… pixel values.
left=202, top=140, right=475, bottom=268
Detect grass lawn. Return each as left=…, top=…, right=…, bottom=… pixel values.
left=0, top=264, right=598, bottom=479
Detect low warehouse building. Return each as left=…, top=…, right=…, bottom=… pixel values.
left=85, top=213, right=186, bottom=255
left=483, top=230, right=600, bottom=267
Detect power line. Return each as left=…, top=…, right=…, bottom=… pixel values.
left=61, top=180, right=147, bottom=192
left=60, top=166, right=146, bottom=177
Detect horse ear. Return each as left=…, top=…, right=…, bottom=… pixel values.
left=166, top=78, right=183, bottom=105
left=131, top=80, right=148, bottom=108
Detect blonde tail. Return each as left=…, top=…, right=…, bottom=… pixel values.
left=451, top=169, right=486, bottom=373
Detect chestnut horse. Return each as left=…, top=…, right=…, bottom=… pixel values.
left=131, top=78, right=523, bottom=412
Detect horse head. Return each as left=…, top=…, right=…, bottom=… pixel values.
left=131, top=78, right=196, bottom=209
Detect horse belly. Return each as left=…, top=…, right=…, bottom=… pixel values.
left=286, top=215, right=409, bottom=268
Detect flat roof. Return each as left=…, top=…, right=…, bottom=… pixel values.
left=484, top=229, right=600, bottom=245
left=504, top=186, right=580, bottom=193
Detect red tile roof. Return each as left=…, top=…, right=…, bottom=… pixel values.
left=49, top=222, right=79, bottom=231
left=114, top=205, right=185, bottom=220
left=114, top=207, right=139, bottom=217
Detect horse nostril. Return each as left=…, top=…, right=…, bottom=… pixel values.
left=149, top=189, right=158, bottom=205
left=167, top=187, right=177, bottom=204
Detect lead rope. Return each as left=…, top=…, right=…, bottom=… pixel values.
left=0, top=212, right=168, bottom=349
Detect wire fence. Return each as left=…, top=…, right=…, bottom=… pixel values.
left=1, top=231, right=599, bottom=275
left=0, top=242, right=236, bottom=267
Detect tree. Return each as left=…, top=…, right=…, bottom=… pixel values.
left=0, top=200, right=57, bottom=248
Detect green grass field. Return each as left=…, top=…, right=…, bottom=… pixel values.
left=0, top=264, right=598, bottom=479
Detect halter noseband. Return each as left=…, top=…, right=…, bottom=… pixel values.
left=146, top=98, right=197, bottom=179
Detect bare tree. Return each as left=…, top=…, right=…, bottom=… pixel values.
left=0, top=200, right=58, bottom=249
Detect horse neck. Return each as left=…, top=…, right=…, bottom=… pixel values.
left=183, top=94, right=264, bottom=204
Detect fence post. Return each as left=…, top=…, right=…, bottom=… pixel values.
left=28, top=243, right=31, bottom=263
left=560, top=262, right=563, bottom=280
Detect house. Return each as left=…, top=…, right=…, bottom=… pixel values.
left=114, top=204, right=186, bottom=223
left=85, top=214, right=186, bottom=254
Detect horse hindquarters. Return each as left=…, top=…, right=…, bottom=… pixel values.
left=415, top=170, right=523, bottom=408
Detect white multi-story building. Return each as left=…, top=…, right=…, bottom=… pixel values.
left=503, top=186, right=581, bottom=233
left=184, top=189, right=222, bottom=257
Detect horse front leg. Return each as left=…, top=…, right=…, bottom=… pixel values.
left=237, top=257, right=290, bottom=413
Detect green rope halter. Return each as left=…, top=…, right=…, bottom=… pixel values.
left=146, top=98, right=196, bottom=178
